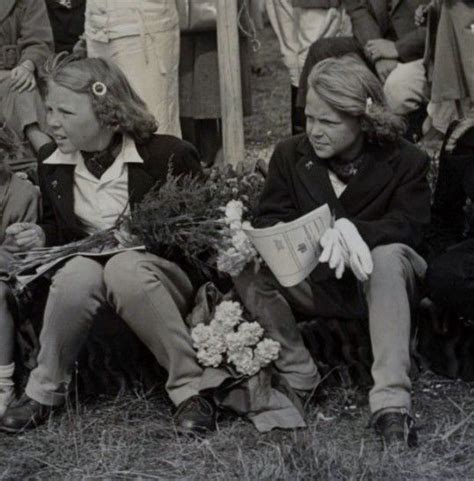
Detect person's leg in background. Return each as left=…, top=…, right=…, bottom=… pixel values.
left=292, top=5, right=352, bottom=133
left=383, top=59, right=428, bottom=115
left=0, top=79, right=51, bottom=153
left=383, top=60, right=429, bottom=142
left=294, top=5, right=352, bottom=71
left=264, top=0, right=301, bottom=134
left=295, top=37, right=362, bottom=131
left=87, top=27, right=182, bottom=138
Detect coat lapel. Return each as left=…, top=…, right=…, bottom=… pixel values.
left=44, top=164, right=80, bottom=233
left=294, top=137, right=347, bottom=218
left=339, top=144, right=396, bottom=216
left=390, top=0, right=403, bottom=15
left=128, top=163, right=156, bottom=207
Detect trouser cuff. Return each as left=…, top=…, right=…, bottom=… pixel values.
left=369, top=392, right=412, bottom=416
left=167, top=385, right=201, bottom=407
left=283, top=368, right=321, bottom=392
left=25, top=378, right=68, bottom=407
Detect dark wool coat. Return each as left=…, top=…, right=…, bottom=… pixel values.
left=253, top=134, right=431, bottom=318
left=292, top=0, right=341, bottom=7
left=37, top=134, right=201, bottom=247
left=0, top=0, right=53, bottom=68
left=45, top=0, right=86, bottom=54
left=342, top=0, right=429, bottom=62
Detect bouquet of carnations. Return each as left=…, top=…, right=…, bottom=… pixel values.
left=127, top=165, right=264, bottom=277
left=191, top=299, right=280, bottom=376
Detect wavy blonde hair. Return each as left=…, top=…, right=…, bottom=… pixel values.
left=307, top=54, right=406, bottom=144
left=39, top=53, right=158, bottom=143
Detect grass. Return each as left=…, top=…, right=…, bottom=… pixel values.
left=0, top=25, right=469, bottom=481
left=2, top=373, right=474, bottom=480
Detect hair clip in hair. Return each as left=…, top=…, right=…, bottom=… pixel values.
left=92, top=81, right=107, bottom=96
left=365, top=97, right=373, bottom=114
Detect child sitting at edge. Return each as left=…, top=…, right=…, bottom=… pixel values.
left=0, top=140, right=40, bottom=416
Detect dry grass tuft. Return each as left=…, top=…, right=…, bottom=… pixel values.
left=1, top=374, right=474, bottom=480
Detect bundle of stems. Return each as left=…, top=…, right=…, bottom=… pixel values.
left=10, top=227, right=120, bottom=278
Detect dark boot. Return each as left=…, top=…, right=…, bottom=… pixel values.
left=0, top=394, right=54, bottom=433
left=373, top=411, right=418, bottom=449
left=173, top=394, right=217, bottom=435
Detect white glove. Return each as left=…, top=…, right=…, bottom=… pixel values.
left=334, top=218, right=373, bottom=282
left=319, top=227, right=349, bottom=279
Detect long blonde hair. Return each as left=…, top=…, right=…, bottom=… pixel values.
left=39, top=53, right=158, bottom=143
left=307, top=55, right=406, bottom=143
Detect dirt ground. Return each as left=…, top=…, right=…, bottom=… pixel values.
left=0, top=25, right=472, bottom=481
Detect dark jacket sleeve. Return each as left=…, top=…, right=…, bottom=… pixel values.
left=18, top=0, right=54, bottom=68
left=352, top=149, right=431, bottom=250
left=395, top=27, right=427, bottom=62
left=253, top=143, right=300, bottom=228
left=343, top=0, right=383, bottom=46
left=141, top=135, right=202, bottom=182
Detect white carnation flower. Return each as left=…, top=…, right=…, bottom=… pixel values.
left=225, top=331, right=245, bottom=352
left=228, top=347, right=260, bottom=376
left=206, top=332, right=227, bottom=355
left=225, top=200, right=244, bottom=227
left=216, top=247, right=251, bottom=277
left=237, top=322, right=264, bottom=346
left=191, top=323, right=213, bottom=349
left=213, top=300, right=243, bottom=331
left=231, top=231, right=256, bottom=258
left=197, top=348, right=223, bottom=368
left=254, top=338, right=281, bottom=366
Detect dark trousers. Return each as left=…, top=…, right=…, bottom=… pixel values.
left=427, top=239, right=474, bottom=317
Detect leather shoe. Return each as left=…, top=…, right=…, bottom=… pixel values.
left=173, top=395, right=217, bottom=435
left=0, top=394, right=54, bottom=433
left=373, top=411, right=418, bottom=448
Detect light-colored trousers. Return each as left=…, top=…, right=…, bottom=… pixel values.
left=87, top=27, right=181, bottom=138
left=265, top=0, right=352, bottom=86
left=384, top=59, right=428, bottom=116
left=25, top=251, right=202, bottom=407
left=234, top=243, right=426, bottom=415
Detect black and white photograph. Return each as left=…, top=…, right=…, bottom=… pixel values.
left=0, top=0, right=473, bottom=479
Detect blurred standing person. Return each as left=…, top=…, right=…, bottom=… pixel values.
left=265, top=0, right=351, bottom=133
left=0, top=0, right=53, bottom=153
left=84, top=0, right=181, bottom=137
left=179, top=1, right=253, bottom=166
left=45, top=0, right=86, bottom=54
left=421, top=0, right=474, bottom=134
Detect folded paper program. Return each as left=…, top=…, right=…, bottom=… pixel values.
left=243, top=204, right=331, bottom=287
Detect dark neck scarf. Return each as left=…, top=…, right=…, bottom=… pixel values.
left=81, top=133, right=122, bottom=180
left=327, top=152, right=366, bottom=184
